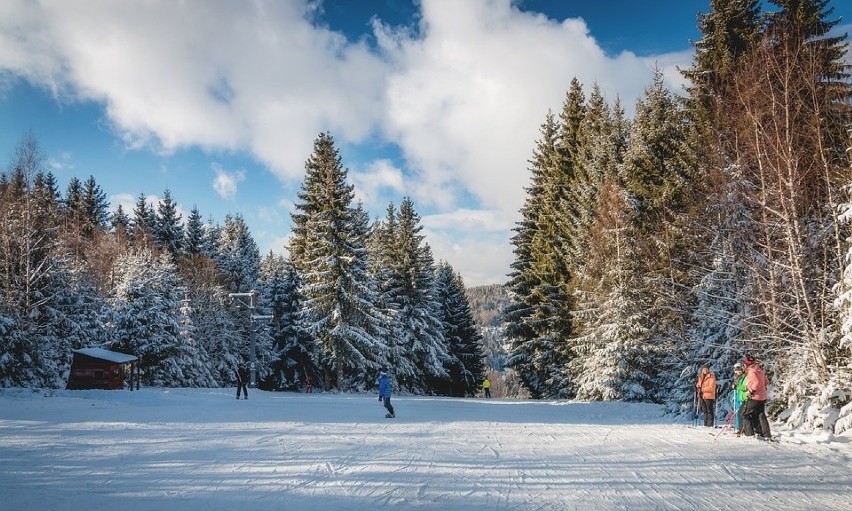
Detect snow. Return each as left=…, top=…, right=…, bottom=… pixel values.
left=1, top=389, right=851, bottom=510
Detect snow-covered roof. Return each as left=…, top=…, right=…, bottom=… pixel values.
left=73, top=348, right=137, bottom=364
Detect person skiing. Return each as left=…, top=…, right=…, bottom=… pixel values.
left=305, top=374, right=313, bottom=394
left=732, top=362, right=749, bottom=436
left=482, top=377, right=492, bottom=398
left=695, top=364, right=717, bottom=427
left=236, top=363, right=249, bottom=400
left=378, top=368, right=395, bottom=418
left=743, top=355, right=772, bottom=440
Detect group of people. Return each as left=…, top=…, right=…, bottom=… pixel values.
left=695, top=355, right=772, bottom=440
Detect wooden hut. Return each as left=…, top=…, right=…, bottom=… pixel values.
left=66, top=348, right=138, bottom=390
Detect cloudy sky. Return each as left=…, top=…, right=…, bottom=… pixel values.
left=1, top=0, right=849, bottom=287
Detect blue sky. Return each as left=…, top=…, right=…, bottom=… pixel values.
left=1, top=1, right=850, bottom=287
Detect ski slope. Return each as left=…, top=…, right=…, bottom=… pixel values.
left=1, top=388, right=850, bottom=510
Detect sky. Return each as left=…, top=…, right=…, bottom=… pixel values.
left=1, top=0, right=850, bottom=287
left=2, top=388, right=851, bottom=510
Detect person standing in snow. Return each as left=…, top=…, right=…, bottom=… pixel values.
left=743, top=355, right=772, bottom=440
left=305, top=374, right=313, bottom=393
left=732, top=362, right=749, bottom=436
left=378, top=368, right=395, bottom=418
left=695, top=364, right=717, bottom=427
left=236, top=363, right=249, bottom=400
left=482, top=377, right=492, bottom=398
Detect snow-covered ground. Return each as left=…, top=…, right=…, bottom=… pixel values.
left=1, top=388, right=850, bottom=510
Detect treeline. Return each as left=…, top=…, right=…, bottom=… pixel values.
left=504, top=0, right=852, bottom=434
left=0, top=132, right=484, bottom=396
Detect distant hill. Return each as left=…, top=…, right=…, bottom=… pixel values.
left=466, top=284, right=511, bottom=371
left=465, top=284, right=510, bottom=328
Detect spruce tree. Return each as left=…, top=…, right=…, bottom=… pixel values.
left=258, top=251, right=320, bottom=390
left=155, top=189, right=184, bottom=260
left=82, top=175, right=110, bottom=236
left=289, top=132, right=389, bottom=390
left=505, top=112, right=564, bottom=398
left=435, top=262, right=485, bottom=397
left=215, top=213, right=260, bottom=293
left=183, top=206, right=204, bottom=257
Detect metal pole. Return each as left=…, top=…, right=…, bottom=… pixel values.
left=249, top=291, right=257, bottom=388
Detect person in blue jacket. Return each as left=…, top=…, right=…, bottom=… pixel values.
left=378, top=368, right=395, bottom=418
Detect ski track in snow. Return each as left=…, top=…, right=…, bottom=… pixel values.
left=1, top=389, right=851, bottom=510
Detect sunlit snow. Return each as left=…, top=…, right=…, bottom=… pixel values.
left=1, top=388, right=850, bottom=510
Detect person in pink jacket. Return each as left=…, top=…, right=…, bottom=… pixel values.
left=742, top=355, right=772, bottom=440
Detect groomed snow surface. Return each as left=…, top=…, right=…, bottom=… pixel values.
left=2, top=389, right=851, bottom=510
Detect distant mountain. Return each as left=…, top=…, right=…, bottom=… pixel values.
left=466, top=284, right=511, bottom=371
left=465, top=284, right=510, bottom=328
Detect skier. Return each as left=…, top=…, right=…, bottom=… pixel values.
left=305, top=374, right=313, bottom=393
left=695, top=364, right=717, bottom=427
left=378, top=368, right=395, bottom=418
left=482, top=377, right=492, bottom=398
left=732, top=362, right=749, bottom=435
left=235, top=363, right=249, bottom=400
left=743, top=355, right=772, bottom=440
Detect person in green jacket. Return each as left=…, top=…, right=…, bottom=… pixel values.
left=732, top=362, right=749, bottom=436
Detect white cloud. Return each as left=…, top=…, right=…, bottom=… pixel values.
left=212, top=163, right=245, bottom=199
left=351, top=159, right=405, bottom=208
left=0, top=0, right=695, bottom=286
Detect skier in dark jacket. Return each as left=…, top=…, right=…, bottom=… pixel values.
left=378, top=368, right=395, bottom=418
left=236, top=363, right=249, bottom=399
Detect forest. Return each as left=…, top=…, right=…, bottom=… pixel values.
left=1, top=0, right=851, bottom=436
left=0, top=131, right=485, bottom=398
left=504, top=0, right=852, bottom=434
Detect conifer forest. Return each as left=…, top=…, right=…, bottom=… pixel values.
left=1, top=0, right=851, bottom=434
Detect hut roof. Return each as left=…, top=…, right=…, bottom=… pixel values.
left=73, top=348, right=137, bottom=364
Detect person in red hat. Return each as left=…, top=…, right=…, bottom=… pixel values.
left=742, top=355, right=772, bottom=440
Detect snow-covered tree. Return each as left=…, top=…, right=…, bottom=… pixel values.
left=183, top=206, right=204, bottom=257
left=258, top=252, right=320, bottom=390
left=434, top=262, right=484, bottom=397
left=290, top=133, right=389, bottom=391
left=215, top=213, right=260, bottom=293
left=154, top=189, right=183, bottom=260
left=107, top=249, right=210, bottom=387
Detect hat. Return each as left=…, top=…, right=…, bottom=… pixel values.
left=379, top=367, right=387, bottom=375
left=733, top=362, right=743, bottom=371
left=743, top=355, right=756, bottom=366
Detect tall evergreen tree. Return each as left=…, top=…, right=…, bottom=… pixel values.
left=434, top=262, right=484, bottom=397
left=183, top=206, right=204, bottom=257
left=289, top=132, right=389, bottom=390
left=389, top=198, right=449, bottom=392
left=505, top=112, right=566, bottom=398
left=82, top=175, right=110, bottom=236
left=258, top=251, right=320, bottom=390
left=107, top=250, right=192, bottom=386
left=130, top=193, right=156, bottom=247
left=154, top=189, right=184, bottom=259
left=215, top=213, right=260, bottom=293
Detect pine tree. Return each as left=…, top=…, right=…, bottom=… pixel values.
left=434, top=262, right=485, bottom=397
left=573, top=179, right=654, bottom=401
left=107, top=249, right=206, bottom=386
left=82, top=175, right=110, bottom=236
left=154, top=189, right=184, bottom=260
left=683, top=0, right=762, bottom=114
left=290, top=132, right=389, bottom=391
left=505, top=112, right=564, bottom=398
left=258, top=252, right=320, bottom=390
left=183, top=206, right=204, bottom=257
left=389, top=198, right=449, bottom=392
left=215, top=213, right=260, bottom=293
left=130, top=193, right=156, bottom=247
left=111, top=204, right=131, bottom=240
